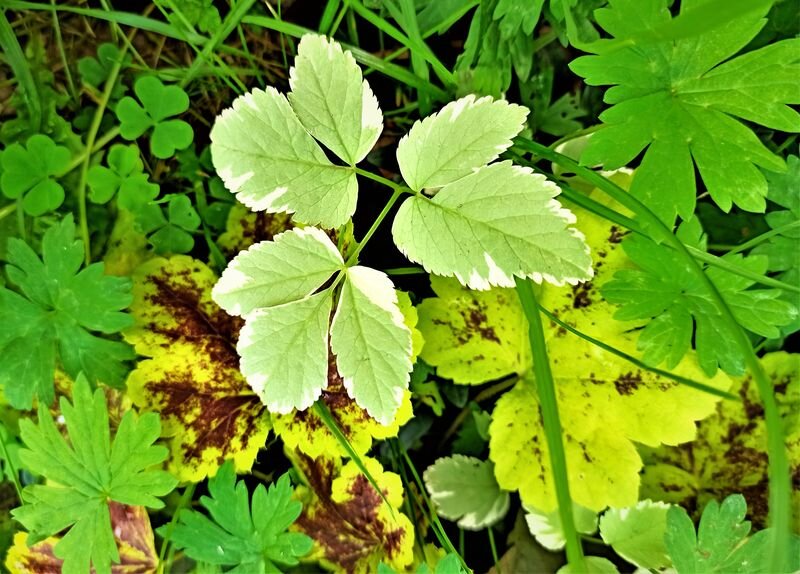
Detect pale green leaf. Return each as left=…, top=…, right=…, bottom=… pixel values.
left=210, top=87, right=357, bottom=229
left=524, top=504, right=598, bottom=551
left=212, top=227, right=344, bottom=317
left=423, top=455, right=510, bottom=530
left=599, top=500, right=672, bottom=569
left=238, top=290, right=333, bottom=414
left=557, top=557, right=620, bottom=574
left=392, top=161, right=593, bottom=290
left=288, top=34, right=383, bottom=165
left=395, top=95, right=528, bottom=191
left=330, top=266, right=413, bottom=425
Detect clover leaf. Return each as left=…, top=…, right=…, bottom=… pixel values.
left=77, top=43, right=130, bottom=98
left=11, top=374, right=177, bottom=574
left=163, top=460, right=312, bottom=572
left=147, top=194, right=201, bottom=254
left=116, top=76, right=193, bottom=159
left=0, top=134, right=71, bottom=215
left=87, top=144, right=158, bottom=204
left=0, top=215, right=135, bottom=408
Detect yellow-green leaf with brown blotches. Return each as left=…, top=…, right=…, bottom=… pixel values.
left=640, top=352, right=800, bottom=530
left=5, top=503, right=158, bottom=574
left=291, top=453, right=414, bottom=574
left=273, top=291, right=421, bottom=458
left=217, top=203, right=295, bottom=259
left=123, top=256, right=270, bottom=482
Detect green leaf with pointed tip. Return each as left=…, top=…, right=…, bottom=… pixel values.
left=423, top=455, right=509, bottom=530
left=0, top=134, right=70, bottom=216
left=392, top=161, right=593, bottom=290
left=395, top=95, right=528, bottom=191
left=163, top=461, right=312, bottom=570
left=288, top=34, right=383, bottom=165
left=569, top=0, right=799, bottom=223
left=238, top=290, right=333, bottom=414
left=211, top=86, right=357, bottom=229
left=330, top=266, right=413, bottom=425
left=213, top=227, right=344, bottom=317
left=599, top=500, right=671, bottom=569
left=11, top=375, right=176, bottom=574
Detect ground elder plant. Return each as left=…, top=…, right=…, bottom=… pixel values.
left=0, top=2, right=798, bottom=573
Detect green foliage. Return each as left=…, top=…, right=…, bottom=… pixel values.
left=164, top=461, right=311, bottom=573
left=11, top=374, right=177, bottom=574
left=599, top=500, right=671, bottom=569
left=570, top=0, right=800, bottom=223
left=87, top=144, right=157, bottom=205
left=0, top=215, right=134, bottom=408
left=666, top=494, right=800, bottom=573
left=77, top=43, right=130, bottom=98
left=169, top=0, right=222, bottom=34
left=116, top=76, right=193, bottom=159
left=0, top=134, right=70, bottom=215
left=423, top=455, right=509, bottom=530
left=602, top=235, right=797, bottom=375
left=146, top=194, right=202, bottom=254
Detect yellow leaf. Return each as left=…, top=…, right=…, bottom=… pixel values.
left=5, top=503, right=158, bottom=574
left=291, top=453, right=415, bottom=573
left=217, top=203, right=295, bottom=259
left=124, top=256, right=270, bottom=482
left=103, top=209, right=152, bottom=277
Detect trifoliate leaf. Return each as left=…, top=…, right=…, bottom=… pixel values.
left=116, top=76, right=193, bottom=159
left=395, top=95, right=527, bottom=191
left=640, top=352, right=800, bottom=530
left=273, top=292, right=421, bottom=458
left=213, top=227, right=344, bottom=317
left=165, top=461, right=312, bottom=571
left=330, top=266, right=413, bottom=425
left=146, top=194, right=202, bottom=254
left=570, top=0, right=799, bottom=223
left=524, top=504, right=598, bottom=551
left=210, top=86, right=357, bottom=229
left=0, top=134, right=70, bottom=215
left=602, top=236, right=798, bottom=375
left=599, top=500, right=671, bottom=569
left=392, top=161, right=592, bottom=290
left=417, top=276, right=528, bottom=385
left=665, top=494, right=754, bottom=573
left=0, top=215, right=134, bottom=408
left=169, top=0, right=221, bottom=34
left=6, top=503, right=158, bottom=574
left=239, top=290, right=334, bottom=414
left=11, top=375, right=176, bottom=574
left=423, top=455, right=509, bottom=530
left=77, top=43, right=129, bottom=99
left=292, top=453, right=414, bottom=573
left=124, top=256, right=270, bottom=482
left=87, top=144, right=158, bottom=205
left=288, top=34, right=383, bottom=165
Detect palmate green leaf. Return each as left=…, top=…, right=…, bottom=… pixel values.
left=0, top=215, right=135, bottom=408
left=330, top=266, right=413, bottom=425
left=599, top=500, right=671, bottom=569
left=238, top=290, right=333, bottom=415
left=570, top=0, right=800, bottom=223
left=288, top=34, right=383, bottom=165
left=602, top=235, right=798, bottom=375
left=392, top=161, right=593, bottom=290
left=164, top=461, right=312, bottom=573
left=663, top=494, right=800, bottom=574
left=11, top=375, right=176, bottom=574
left=423, top=455, right=509, bottom=530
left=395, top=95, right=527, bottom=191
left=213, top=227, right=344, bottom=317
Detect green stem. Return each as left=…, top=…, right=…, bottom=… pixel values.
left=515, top=278, right=586, bottom=572
left=75, top=45, right=128, bottom=265
left=16, top=201, right=26, bottom=242
left=488, top=526, right=501, bottom=574
left=345, top=188, right=404, bottom=266
left=0, top=202, right=17, bottom=223
left=0, top=430, right=23, bottom=501
left=725, top=220, right=800, bottom=256
left=384, top=266, right=425, bottom=275
left=157, top=482, right=196, bottom=572
left=353, top=166, right=408, bottom=192
left=516, top=137, right=792, bottom=571
left=50, top=0, right=77, bottom=102
left=539, top=305, right=738, bottom=401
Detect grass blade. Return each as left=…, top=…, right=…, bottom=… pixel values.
left=0, top=9, right=41, bottom=131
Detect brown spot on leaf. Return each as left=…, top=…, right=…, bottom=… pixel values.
left=614, top=372, right=642, bottom=395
